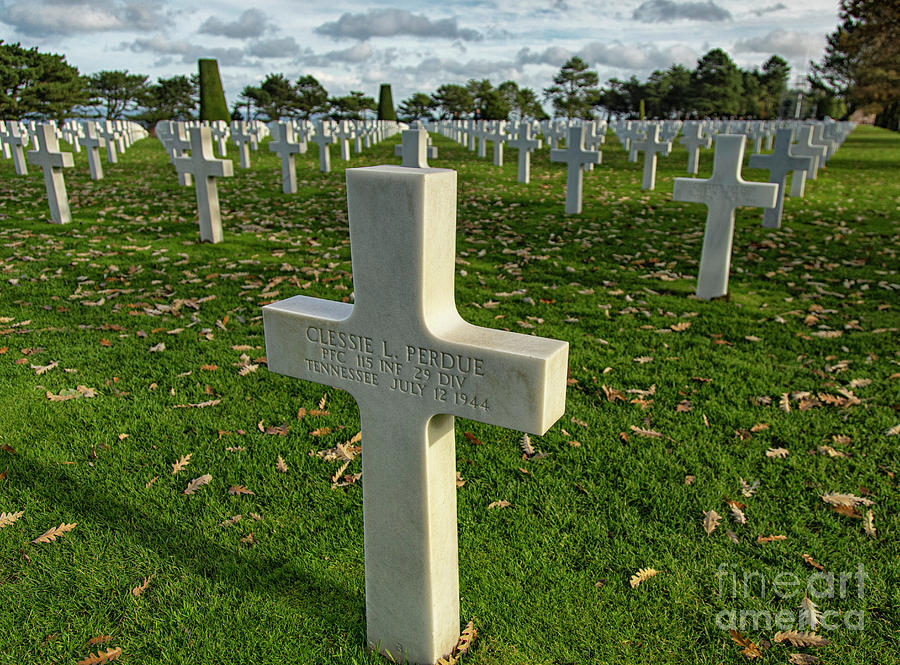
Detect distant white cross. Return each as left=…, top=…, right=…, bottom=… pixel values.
left=673, top=134, right=778, bottom=300
left=78, top=122, right=104, bottom=180
left=26, top=123, right=74, bottom=224
left=269, top=121, right=307, bottom=194
left=550, top=125, right=601, bottom=215
left=507, top=121, right=542, bottom=184
left=174, top=126, right=234, bottom=244
left=4, top=121, right=28, bottom=175
left=633, top=124, right=671, bottom=191
left=263, top=164, right=567, bottom=665
left=311, top=120, right=336, bottom=173
left=394, top=129, right=437, bottom=168
left=791, top=126, right=827, bottom=184
left=679, top=122, right=711, bottom=175
left=231, top=121, right=254, bottom=169
left=98, top=121, right=119, bottom=164
left=748, top=127, right=813, bottom=228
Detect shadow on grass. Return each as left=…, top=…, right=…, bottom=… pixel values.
left=7, top=453, right=365, bottom=639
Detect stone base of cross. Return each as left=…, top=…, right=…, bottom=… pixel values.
left=263, top=165, right=568, bottom=664
left=673, top=135, right=778, bottom=300
left=394, top=129, right=438, bottom=168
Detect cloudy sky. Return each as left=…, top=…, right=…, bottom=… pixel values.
left=0, top=0, right=838, bottom=106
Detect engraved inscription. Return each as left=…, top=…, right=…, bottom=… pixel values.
left=304, top=326, right=489, bottom=410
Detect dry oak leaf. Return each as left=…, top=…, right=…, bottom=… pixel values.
left=629, top=567, right=659, bottom=589
left=519, top=433, right=535, bottom=456
left=740, top=478, right=760, bottom=498
left=773, top=631, right=830, bottom=648
left=131, top=575, right=153, bottom=598
left=183, top=474, right=211, bottom=495
left=703, top=510, right=721, bottom=536
left=821, top=492, right=873, bottom=508
left=863, top=510, right=876, bottom=538
left=436, top=619, right=477, bottom=665
left=788, top=654, right=818, bottom=665
left=276, top=456, right=288, bottom=473
left=0, top=510, right=23, bottom=528
left=757, top=534, right=787, bottom=543
left=86, top=636, right=114, bottom=647
left=228, top=485, right=255, bottom=496
left=32, top=522, right=77, bottom=544
left=629, top=425, right=662, bottom=438
left=464, top=432, right=483, bottom=446
left=802, top=553, right=825, bottom=571
left=76, top=648, right=122, bottom=665
left=310, top=427, right=331, bottom=437
left=487, top=500, right=510, bottom=509
left=799, top=594, right=821, bottom=630
left=766, top=447, right=789, bottom=458
left=729, top=630, right=763, bottom=659
left=171, top=453, right=191, bottom=475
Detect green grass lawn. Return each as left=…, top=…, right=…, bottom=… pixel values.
left=0, top=123, right=897, bottom=665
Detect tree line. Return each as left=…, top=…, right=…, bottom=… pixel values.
left=2, top=2, right=896, bottom=130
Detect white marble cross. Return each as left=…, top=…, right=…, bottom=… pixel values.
left=4, top=121, right=29, bottom=175
left=673, top=135, right=778, bottom=300
left=210, top=121, right=230, bottom=157
left=170, top=123, right=194, bottom=186
left=78, top=122, right=104, bottom=180
left=507, top=122, right=542, bottom=184
left=633, top=125, right=671, bottom=190
left=98, top=121, right=119, bottom=164
left=748, top=128, right=813, bottom=228
left=263, top=165, right=567, bottom=665
left=174, top=126, right=234, bottom=244
left=474, top=122, right=490, bottom=158
left=231, top=121, right=254, bottom=169
left=486, top=122, right=507, bottom=167
left=26, top=123, right=75, bottom=224
left=335, top=121, right=355, bottom=161
left=269, top=121, right=307, bottom=194
left=312, top=121, right=336, bottom=173
left=550, top=125, right=601, bottom=215
left=791, top=126, right=826, bottom=185
left=680, top=122, right=711, bottom=175
left=394, top=129, right=437, bottom=168
left=466, top=119, right=477, bottom=151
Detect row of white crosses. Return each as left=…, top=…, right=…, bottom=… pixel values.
left=0, top=118, right=147, bottom=223
left=154, top=118, right=402, bottom=242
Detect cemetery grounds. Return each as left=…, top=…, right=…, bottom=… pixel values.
left=0, top=124, right=897, bottom=664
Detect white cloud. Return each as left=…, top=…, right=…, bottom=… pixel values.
left=0, top=0, right=169, bottom=36
left=247, top=36, right=301, bottom=59
left=315, top=8, right=482, bottom=41
left=198, top=8, right=270, bottom=40
left=632, top=0, right=732, bottom=23
left=732, top=29, right=824, bottom=60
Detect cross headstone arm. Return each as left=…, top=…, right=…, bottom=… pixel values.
left=672, top=178, right=709, bottom=204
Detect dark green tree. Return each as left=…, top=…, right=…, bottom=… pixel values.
left=397, top=93, right=434, bottom=121
left=691, top=48, right=744, bottom=117
left=330, top=91, right=376, bottom=120
left=760, top=56, right=790, bottom=118
left=137, top=75, right=197, bottom=124
left=245, top=73, right=298, bottom=121
left=198, top=58, right=230, bottom=122
left=0, top=41, right=86, bottom=120
left=543, top=56, right=600, bottom=119
left=810, top=0, right=899, bottom=125
left=377, top=83, right=396, bottom=121
left=295, top=75, right=329, bottom=119
left=85, top=70, right=148, bottom=119
left=431, top=84, right=472, bottom=119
